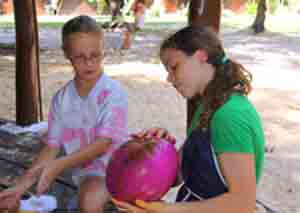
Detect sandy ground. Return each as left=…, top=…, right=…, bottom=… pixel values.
left=1, top=26, right=300, bottom=212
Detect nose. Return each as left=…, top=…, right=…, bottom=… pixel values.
left=84, top=58, right=94, bottom=66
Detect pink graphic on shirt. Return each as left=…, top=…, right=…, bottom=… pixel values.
left=89, top=127, right=96, bottom=143
left=60, top=128, right=74, bottom=143
left=78, top=128, right=88, bottom=147
left=97, top=89, right=111, bottom=105
left=111, top=106, right=127, bottom=129
left=60, top=128, right=88, bottom=149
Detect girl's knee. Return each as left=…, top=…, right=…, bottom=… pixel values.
left=79, top=176, right=110, bottom=213
left=80, top=200, right=104, bottom=213
left=80, top=197, right=109, bottom=213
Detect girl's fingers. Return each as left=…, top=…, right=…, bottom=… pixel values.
left=144, top=129, right=156, bottom=139
left=166, top=135, right=176, bottom=144
left=146, top=128, right=166, bottom=139
left=135, top=200, right=148, bottom=208
left=131, top=128, right=176, bottom=144
left=0, top=190, right=12, bottom=199
left=0, top=195, right=18, bottom=209
left=36, top=175, right=50, bottom=196
left=152, top=129, right=176, bottom=144
left=0, top=188, right=20, bottom=205
left=130, top=133, right=140, bottom=139
left=131, top=128, right=158, bottom=139
left=25, top=165, right=43, bottom=180
left=112, top=198, right=148, bottom=212
left=131, top=129, right=148, bottom=139
left=111, top=198, right=133, bottom=211
left=151, top=129, right=164, bottom=138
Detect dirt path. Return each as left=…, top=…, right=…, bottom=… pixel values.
left=0, top=27, right=300, bottom=212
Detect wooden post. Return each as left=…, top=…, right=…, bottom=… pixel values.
left=187, top=0, right=221, bottom=127
left=13, top=0, right=42, bottom=125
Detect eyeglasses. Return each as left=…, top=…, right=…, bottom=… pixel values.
left=69, top=52, right=104, bottom=65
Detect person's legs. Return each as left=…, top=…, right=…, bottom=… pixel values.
left=134, top=12, right=145, bottom=30
left=78, top=176, right=110, bottom=213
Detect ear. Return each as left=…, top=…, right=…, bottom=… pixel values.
left=194, top=50, right=208, bottom=63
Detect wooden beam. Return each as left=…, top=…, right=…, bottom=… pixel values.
left=187, top=0, right=221, bottom=127
left=13, top=0, right=42, bottom=125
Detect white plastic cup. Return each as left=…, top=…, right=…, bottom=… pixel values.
left=19, top=195, right=57, bottom=213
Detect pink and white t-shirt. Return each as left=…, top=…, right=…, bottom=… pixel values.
left=46, top=73, right=128, bottom=181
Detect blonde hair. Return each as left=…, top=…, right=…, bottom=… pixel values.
left=62, top=15, right=103, bottom=51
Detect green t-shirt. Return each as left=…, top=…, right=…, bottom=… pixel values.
left=189, top=94, right=265, bottom=183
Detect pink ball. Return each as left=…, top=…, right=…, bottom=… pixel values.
left=106, top=138, right=178, bottom=202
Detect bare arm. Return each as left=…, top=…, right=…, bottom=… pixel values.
left=20, top=145, right=60, bottom=187
left=163, top=153, right=256, bottom=213
left=54, top=136, right=112, bottom=171
left=0, top=145, right=60, bottom=209
left=30, top=145, right=60, bottom=168
left=35, top=137, right=112, bottom=194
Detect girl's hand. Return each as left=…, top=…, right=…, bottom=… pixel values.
left=36, top=160, right=63, bottom=195
left=0, top=164, right=44, bottom=209
left=24, top=162, right=47, bottom=180
left=0, top=184, right=25, bottom=209
left=112, top=199, right=146, bottom=213
left=131, top=128, right=176, bottom=144
left=112, top=198, right=169, bottom=213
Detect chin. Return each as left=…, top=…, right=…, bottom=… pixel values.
left=81, top=72, right=101, bottom=81
left=179, top=92, right=190, bottom=99
left=176, top=87, right=196, bottom=99
left=185, top=95, right=195, bottom=99
left=181, top=90, right=194, bottom=98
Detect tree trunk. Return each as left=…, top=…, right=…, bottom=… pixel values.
left=188, top=0, right=221, bottom=32
left=187, top=0, right=221, bottom=128
left=13, top=0, right=42, bottom=125
left=252, top=0, right=267, bottom=33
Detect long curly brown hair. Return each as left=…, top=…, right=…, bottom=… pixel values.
left=160, top=26, right=252, bottom=129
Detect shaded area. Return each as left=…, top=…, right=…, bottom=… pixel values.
left=0, top=25, right=300, bottom=212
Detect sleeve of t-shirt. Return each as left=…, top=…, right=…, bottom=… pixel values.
left=95, top=89, right=128, bottom=146
left=46, top=93, right=63, bottom=148
left=211, top=110, right=254, bottom=154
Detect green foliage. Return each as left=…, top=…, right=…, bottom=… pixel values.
left=147, top=4, right=161, bottom=17
left=269, top=0, right=280, bottom=14
left=96, top=0, right=108, bottom=15
left=245, top=0, right=288, bottom=15
left=83, top=0, right=108, bottom=15
left=246, top=0, right=258, bottom=15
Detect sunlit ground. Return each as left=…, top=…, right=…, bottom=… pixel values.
left=0, top=9, right=300, bottom=34
left=1, top=9, right=300, bottom=212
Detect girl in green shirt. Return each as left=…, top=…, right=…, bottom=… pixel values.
left=113, top=25, right=265, bottom=213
